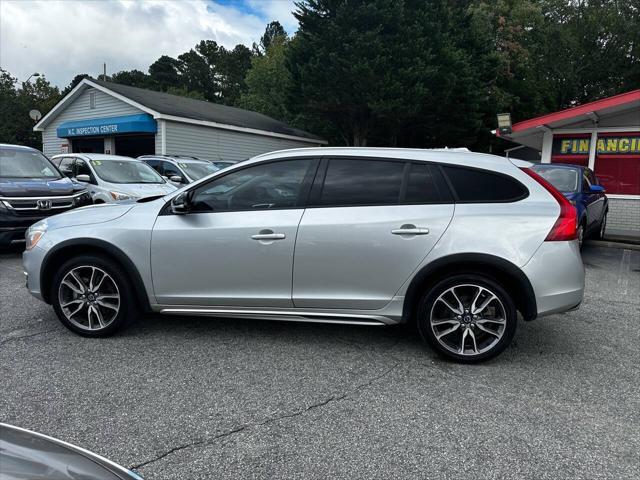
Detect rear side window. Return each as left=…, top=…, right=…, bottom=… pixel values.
left=442, top=166, right=528, bottom=202
left=318, top=159, right=404, bottom=206
left=405, top=163, right=453, bottom=203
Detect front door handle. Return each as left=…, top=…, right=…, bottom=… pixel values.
left=251, top=232, right=286, bottom=240
left=391, top=225, right=429, bottom=235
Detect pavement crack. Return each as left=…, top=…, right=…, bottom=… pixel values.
left=0, top=328, right=59, bottom=344
left=130, top=363, right=399, bottom=471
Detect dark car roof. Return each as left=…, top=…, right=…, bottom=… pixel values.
left=90, top=79, right=323, bottom=141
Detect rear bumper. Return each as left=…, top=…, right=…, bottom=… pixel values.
left=522, top=240, right=585, bottom=317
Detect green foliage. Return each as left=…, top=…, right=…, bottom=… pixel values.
left=0, top=70, right=60, bottom=149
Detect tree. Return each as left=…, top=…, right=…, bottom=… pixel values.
left=61, top=73, right=90, bottom=96
left=239, top=36, right=293, bottom=121
left=110, top=69, right=151, bottom=89
left=0, top=70, right=60, bottom=149
left=148, top=55, right=181, bottom=92
left=254, top=21, right=288, bottom=54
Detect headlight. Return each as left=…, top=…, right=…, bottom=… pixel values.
left=110, top=191, right=134, bottom=201
left=74, top=190, right=92, bottom=205
left=26, top=223, right=47, bottom=251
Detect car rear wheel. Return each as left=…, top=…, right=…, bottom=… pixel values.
left=577, top=222, right=586, bottom=249
left=417, top=275, right=517, bottom=363
left=51, top=254, right=136, bottom=337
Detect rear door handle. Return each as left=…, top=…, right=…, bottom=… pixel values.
left=391, top=225, right=429, bottom=235
left=251, top=233, right=286, bottom=240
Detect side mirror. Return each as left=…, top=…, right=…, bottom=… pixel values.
left=76, top=174, right=91, bottom=183
left=589, top=184, right=605, bottom=193
left=169, top=175, right=183, bottom=183
left=170, top=192, right=191, bottom=215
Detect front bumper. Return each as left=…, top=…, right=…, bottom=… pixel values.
left=23, top=245, right=47, bottom=301
left=0, top=216, right=46, bottom=246
left=522, top=240, right=585, bottom=317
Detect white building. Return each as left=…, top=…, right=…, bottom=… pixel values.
left=34, top=78, right=326, bottom=161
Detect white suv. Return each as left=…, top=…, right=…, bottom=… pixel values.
left=24, top=148, right=584, bottom=362
left=51, top=154, right=176, bottom=203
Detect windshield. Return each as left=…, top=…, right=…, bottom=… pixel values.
left=532, top=166, right=579, bottom=193
left=90, top=159, right=165, bottom=184
left=0, top=147, right=61, bottom=179
left=178, top=162, right=219, bottom=181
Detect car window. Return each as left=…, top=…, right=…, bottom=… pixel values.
left=145, top=159, right=160, bottom=171
left=531, top=165, right=579, bottom=193
left=190, top=159, right=314, bottom=212
left=317, top=159, right=404, bottom=206
left=582, top=172, right=591, bottom=192
left=177, top=162, right=219, bottom=181
left=443, top=165, right=529, bottom=202
left=58, top=157, right=76, bottom=178
left=90, top=159, right=165, bottom=184
left=0, top=147, right=61, bottom=179
left=161, top=161, right=181, bottom=178
left=405, top=163, right=453, bottom=203
left=75, top=158, right=93, bottom=178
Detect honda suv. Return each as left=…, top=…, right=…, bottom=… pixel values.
left=0, top=144, right=92, bottom=247
left=22, top=148, right=584, bottom=362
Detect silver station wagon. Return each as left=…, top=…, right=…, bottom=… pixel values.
left=23, top=148, right=584, bottom=362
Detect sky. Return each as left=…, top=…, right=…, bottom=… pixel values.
left=0, top=0, right=298, bottom=88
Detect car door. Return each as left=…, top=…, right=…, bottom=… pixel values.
left=584, top=168, right=605, bottom=228
left=73, top=157, right=100, bottom=197
left=151, top=158, right=318, bottom=307
left=292, top=158, right=455, bottom=310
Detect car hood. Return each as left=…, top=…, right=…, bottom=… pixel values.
left=39, top=202, right=134, bottom=230
left=111, top=182, right=177, bottom=198
left=0, top=177, right=85, bottom=197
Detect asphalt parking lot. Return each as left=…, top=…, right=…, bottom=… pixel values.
left=1, top=244, right=639, bottom=480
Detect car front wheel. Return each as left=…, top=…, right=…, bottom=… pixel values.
left=417, top=275, right=517, bottom=363
left=51, top=254, right=136, bottom=337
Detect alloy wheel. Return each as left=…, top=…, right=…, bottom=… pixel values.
left=58, top=266, right=120, bottom=331
left=429, top=284, right=506, bottom=357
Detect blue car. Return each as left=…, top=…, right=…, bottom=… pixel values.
left=531, top=163, right=608, bottom=247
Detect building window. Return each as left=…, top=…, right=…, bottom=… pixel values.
left=89, top=92, right=96, bottom=109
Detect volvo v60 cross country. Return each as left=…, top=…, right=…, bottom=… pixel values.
left=23, top=148, right=585, bottom=362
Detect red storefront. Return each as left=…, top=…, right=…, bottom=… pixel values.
left=496, top=89, right=640, bottom=238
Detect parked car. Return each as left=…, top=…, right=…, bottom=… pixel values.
left=51, top=154, right=176, bottom=203
left=23, top=148, right=584, bottom=363
left=0, top=144, right=92, bottom=247
left=0, top=423, right=143, bottom=479
left=531, top=163, right=608, bottom=246
left=138, top=155, right=219, bottom=186
left=209, top=160, right=236, bottom=170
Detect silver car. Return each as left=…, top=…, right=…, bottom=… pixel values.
left=51, top=154, right=176, bottom=203
left=137, top=155, right=220, bottom=186
left=23, top=148, right=584, bottom=362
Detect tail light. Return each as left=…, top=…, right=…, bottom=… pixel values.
left=521, top=168, right=577, bottom=241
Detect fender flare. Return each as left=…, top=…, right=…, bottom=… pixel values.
left=402, top=252, right=537, bottom=322
left=40, top=238, right=151, bottom=311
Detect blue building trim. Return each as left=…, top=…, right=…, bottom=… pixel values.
left=57, top=114, right=157, bottom=138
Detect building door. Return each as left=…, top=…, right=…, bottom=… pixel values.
left=72, top=137, right=104, bottom=153
left=114, top=134, right=155, bottom=158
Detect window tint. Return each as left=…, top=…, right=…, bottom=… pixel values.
left=191, top=159, right=313, bottom=212
left=405, top=163, right=452, bottom=203
left=582, top=172, right=591, bottom=192
left=145, top=159, right=160, bottom=171
left=58, top=158, right=75, bottom=177
left=442, top=166, right=528, bottom=202
left=318, top=159, right=404, bottom=206
left=161, top=161, right=181, bottom=178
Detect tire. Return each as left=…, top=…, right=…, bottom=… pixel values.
left=51, top=254, right=137, bottom=337
left=416, top=274, right=517, bottom=363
